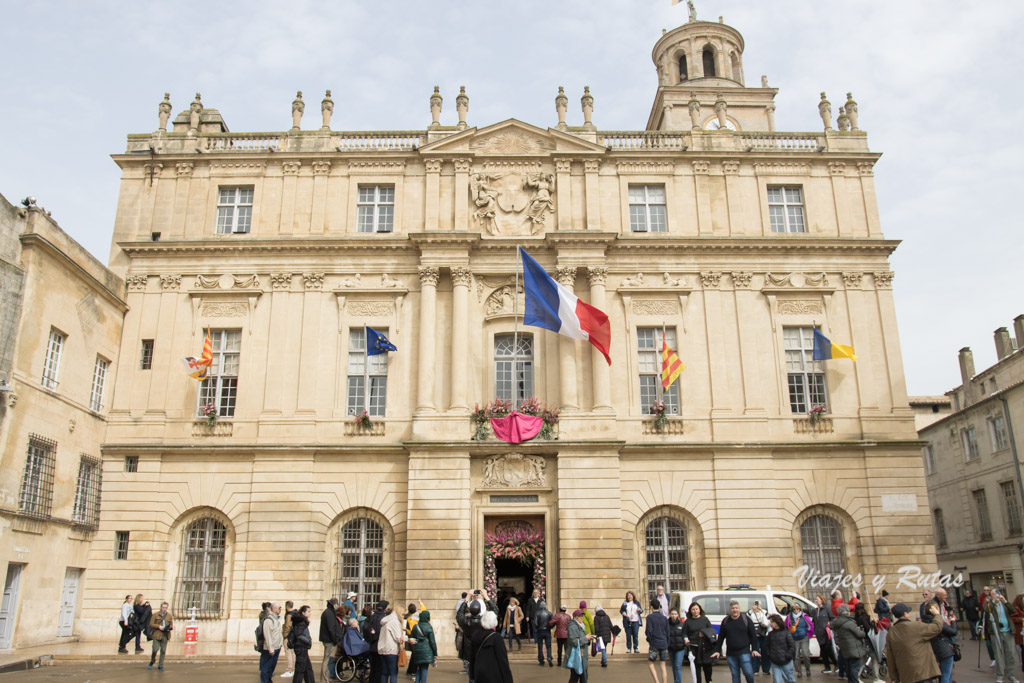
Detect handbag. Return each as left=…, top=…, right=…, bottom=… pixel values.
left=952, top=640, right=962, bottom=662
left=565, top=643, right=583, bottom=674
left=398, top=644, right=408, bottom=667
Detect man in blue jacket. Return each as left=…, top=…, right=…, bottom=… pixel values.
left=646, top=598, right=670, bottom=683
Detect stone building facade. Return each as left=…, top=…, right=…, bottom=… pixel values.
left=78, top=17, right=933, bottom=648
left=920, top=321, right=1024, bottom=600
left=0, top=193, right=126, bottom=648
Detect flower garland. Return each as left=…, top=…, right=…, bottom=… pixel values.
left=483, top=527, right=546, bottom=600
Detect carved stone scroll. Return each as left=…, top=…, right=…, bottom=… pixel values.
left=481, top=453, right=547, bottom=488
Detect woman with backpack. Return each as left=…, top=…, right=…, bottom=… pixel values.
left=289, top=605, right=315, bottom=683
left=683, top=602, right=715, bottom=683
left=410, top=610, right=437, bottom=683
left=766, top=614, right=796, bottom=683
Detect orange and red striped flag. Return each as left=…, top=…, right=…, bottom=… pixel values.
left=661, top=331, right=684, bottom=389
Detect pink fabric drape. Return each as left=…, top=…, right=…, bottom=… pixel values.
left=489, top=411, right=543, bottom=444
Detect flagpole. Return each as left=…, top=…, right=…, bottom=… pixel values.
left=364, top=326, right=370, bottom=415
left=512, top=245, right=520, bottom=407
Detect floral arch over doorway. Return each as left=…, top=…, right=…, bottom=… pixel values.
left=484, top=521, right=546, bottom=600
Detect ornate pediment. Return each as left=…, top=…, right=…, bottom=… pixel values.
left=419, top=119, right=605, bottom=156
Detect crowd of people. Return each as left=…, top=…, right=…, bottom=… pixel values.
left=113, top=582, right=1024, bottom=683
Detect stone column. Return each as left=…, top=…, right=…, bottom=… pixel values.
left=583, top=160, right=601, bottom=230
left=450, top=266, right=473, bottom=410
left=416, top=266, right=440, bottom=412
left=424, top=159, right=441, bottom=231
left=555, top=159, right=572, bottom=231
left=454, top=159, right=470, bottom=230
left=587, top=266, right=612, bottom=410
left=556, top=266, right=578, bottom=409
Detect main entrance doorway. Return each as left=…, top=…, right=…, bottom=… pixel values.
left=484, top=517, right=545, bottom=625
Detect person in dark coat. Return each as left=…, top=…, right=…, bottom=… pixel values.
left=133, top=595, right=152, bottom=653
left=458, top=593, right=497, bottom=671
left=765, top=614, right=795, bottom=683
left=593, top=606, right=613, bottom=667
left=319, top=598, right=342, bottom=679
left=410, top=610, right=437, bottom=683
left=567, top=609, right=593, bottom=683
left=831, top=605, right=866, bottom=683
left=551, top=605, right=572, bottom=667
left=525, top=589, right=541, bottom=640
left=873, top=590, right=891, bottom=621
left=471, top=611, right=513, bottom=683
left=289, top=606, right=316, bottom=683
left=646, top=598, right=670, bottom=683
left=534, top=601, right=554, bottom=667
left=812, top=595, right=835, bottom=674
left=668, top=608, right=687, bottom=683
left=683, top=602, right=715, bottom=683
left=961, top=589, right=981, bottom=640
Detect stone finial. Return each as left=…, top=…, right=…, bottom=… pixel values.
left=291, top=91, right=305, bottom=130
left=836, top=105, right=851, bottom=131
left=188, top=93, right=202, bottom=134
left=687, top=92, right=701, bottom=130
left=818, top=92, right=832, bottom=131
left=761, top=75, right=769, bottom=88
left=429, top=86, right=443, bottom=128
left=581, top=86, right=594, bottom=129
left=844, top=92, right=859, bottom=130
left=321, top=90, right=334, bottom=130
left=714, top=92, right=728, bottom=130
left=456, top=86, right=469, bottom=130
left=555, top=86, right=568, bottom=130
left=158, top=93, right=172, bottom=132
left=687, top=0, right=697, bottom=22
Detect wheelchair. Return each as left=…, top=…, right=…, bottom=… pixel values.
left=321, top=645, right=370, bottom=683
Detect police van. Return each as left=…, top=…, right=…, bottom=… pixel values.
left=670, top=585, right=822, bottom=657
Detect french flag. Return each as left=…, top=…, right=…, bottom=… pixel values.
left=520, top=247, right=611, bottom=365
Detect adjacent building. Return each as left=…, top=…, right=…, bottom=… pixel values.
left=0, top=193, right=125, bottom=648
left=921, top=320, right=1024, bottom=597
left=76, top=15, right=933, bottom=650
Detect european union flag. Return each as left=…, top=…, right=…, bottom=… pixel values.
left=366, top=326, right=397, bottom=356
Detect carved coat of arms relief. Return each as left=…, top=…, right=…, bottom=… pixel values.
left=470, top=169, right=556, bottom=236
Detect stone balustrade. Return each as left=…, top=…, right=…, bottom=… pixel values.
left=335, top=131, right=427, bottom=151
left=601, top=131, right=688, bottom=150
left=740, top=132, right=824, bottom=152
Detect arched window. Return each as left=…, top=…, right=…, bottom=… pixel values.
left=644, top=516, right=690, bottom=593
left=730, top=52, right=743, bottom=83
left=678, top=55, right=688, bottom=82
left=175, top=517, right=227, bottom=617
left=800, top=515, right=844, bottom=574
left=494, top=334, right=533, bottom=402
left=702, top=48, right=716, bottom=78
left=339, top=517, right=385, bottom=607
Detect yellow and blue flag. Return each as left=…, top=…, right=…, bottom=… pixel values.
left=812, top=329, right=857, bottom=362
left=366, top=326, right=397, bottom=356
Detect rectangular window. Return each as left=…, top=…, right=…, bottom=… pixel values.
left=72, top=456, right=102, bottom=527
left=990, top=416, right=1009, bottom=452
left=637, top=327, right=681, bottom=414
left=89, top=356, right=109, bottom=412
left=628, top=184, right=668, bottom=233
left=124, top=456, right=139, bottom=473
left=1001, top=481, right=1023, bottom=536
left=140, top=339, right=154, bottom=370
left=922, top=444, right=937, bottom=475
left=973, top=488, right=993, bottom=541
left=356, top=185, right=395, bottom=233
left=784, top=327, right=827, bottom=414
left=197, top=329, right=241, bottom=418
left=346, top=328, right=389, bottom=417
left=41, top=328, right=65, bottom=390
left=767, top=186, right=807, bottom=233
left=933, top=509, right=947, bottom=549
left=962, top=427, right=980, bottom=461
left=114, top=531, right=130, bottom=560
left=494, top=334, right=533, bottom=403
left=19, top=435, right=57, bottom=518
left=215, top=186, right=254, bottom=234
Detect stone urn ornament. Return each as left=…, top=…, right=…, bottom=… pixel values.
left=291, top=91, right=304, bottom=130
left=844, top=92, right=859, bottom=130
left=555, top=86, right=568, bottom=129
left=818, top=92, right=832, bottom=131
left=687, top=92, right=701, bottom=130
left=581, top=86, right=594, bottom=128
left=158, top=93, right=172, bottom=131
left=456, top=86, right=469, bottom=130
left=321, top=90, right=333, bottom=130
left=429, top=86, right=443, bottom=128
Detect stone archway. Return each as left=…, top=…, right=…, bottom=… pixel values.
left=484, top=519, right=546, bottom=602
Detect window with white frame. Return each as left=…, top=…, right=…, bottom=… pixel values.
left=338, top=517, right=386, bottom=608
left=933, top=508, right=947, bottom=548
left=628, top=185, right=667, bottom=233
left=973, top=488, right=993, bottom=541
left=197, top=330, right=241, bottom=418
left=89, top=356, right=109, bottom=412
left=922, top=444, right=937, bottom=475
left=72, top=456, right=102, bottom=527
left=346, top=328, right=388, bottom=417
left=174, top=517, right=227, bottom=618
left=990, top=415, right=1009, bottom=451
left=962, top=427, right=980, bottom=461
left=784, top=327, right=827, bottom=414
left=494, top=334, right=533, bottom=403
left=767, top=186, right=807, bottom=233
left=357, top=185, right=395, bottom=233
left=638, top=327, right=680, bottom=415
left=1001, top=481, right=1023, bottom=536
left=41, top=328, right=65, bottom=390
left=215, top=186, right=254, bottom=234
left=19, top=435, right=57, bottom=518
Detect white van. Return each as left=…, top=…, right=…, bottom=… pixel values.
left=670, top=586, right=822, bottom=657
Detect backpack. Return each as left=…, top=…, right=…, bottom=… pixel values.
left=362, top=613, right=381, bottom=645
left=287, top=626, right=297, bottom=650
left=255, top=619, right=265, bottom=652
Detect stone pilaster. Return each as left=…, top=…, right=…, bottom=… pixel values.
left=416, top=266, right=440, bottom=412
left=555, top=158, right=572, bottom=231
left=584, top=160, right=601, bottom=230
left=556, top=266, right=578, bottom=409
left=450, top=267, right=473, bottom=410
left=454, top=159, right=470, bottom=230
left=424, top=159, right=441, bottom=231
left=587, top=266, right=611, bottom=411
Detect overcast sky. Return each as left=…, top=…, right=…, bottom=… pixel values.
left=1, top=0, right=1020, bottom=396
